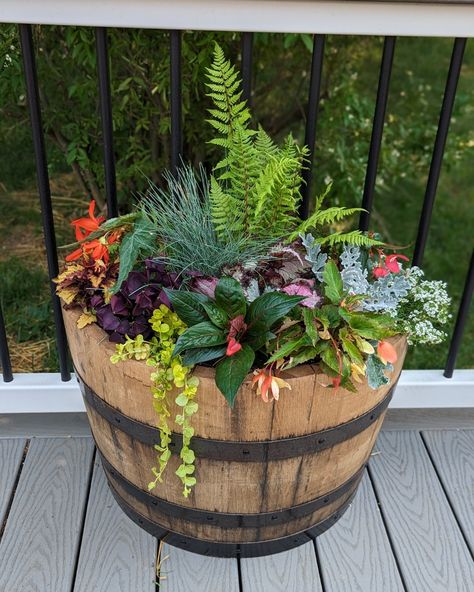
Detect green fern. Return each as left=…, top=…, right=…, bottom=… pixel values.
left=206, top=43, right=251, bottom=143
left=319, top=230, right=384, bottom=247
left=206, top=44, right=382, bottom=250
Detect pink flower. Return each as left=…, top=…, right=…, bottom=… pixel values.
left=373, top=266, right=389, bottom=279
left=282, top=279, right=321, bottom=308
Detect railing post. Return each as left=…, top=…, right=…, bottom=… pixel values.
left=170, top=30, right=182, bottom=174
left=241, top=32, right=254, bottom=107
left=412, top=38, right=466, bottom=267
left=444, top=250, right=474, bottom=378
left=300, top=35, right=325, bottom=220
left=359, top=37, right=396, bottom=231
left=19, top=24, right=71, bottom=381
left=0, top=304, right=13, bottom=382
left=95, top=27, right=119, bottom=218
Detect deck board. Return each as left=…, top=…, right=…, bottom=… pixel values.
left=369, top=431, right=474, bottom=592
left=422, top=429, right=474, bottom=555
left=0, top=423, right=473, bottom=591
left=0, top=438, right=26, bottom=526
left=159, top=544, right=240, bottom=592
left=240, top=542, right=323, bottom=592
left=73, top=458, right=157, bottom=592
left=316, top=472, right=405, bottom=592
left=0, top=437, right=94, bottom=592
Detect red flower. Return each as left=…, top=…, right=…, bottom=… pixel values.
left=385, top=253, right=410, bottom=273
left=226, top=337, right=242, bottom=357
left=372, top=251, right=409, bottom=278
left=71, top=200, right=105, bottom=242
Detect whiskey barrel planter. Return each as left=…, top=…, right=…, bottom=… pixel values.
left=64, top=307, right=407, bottom=557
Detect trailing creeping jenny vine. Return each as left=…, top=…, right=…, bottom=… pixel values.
left=110, top=304, right=199, bottom=497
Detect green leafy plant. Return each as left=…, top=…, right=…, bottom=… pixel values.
left=206, top=43, right=382, bottom=249
left=166, top=277, right=303, bottom=405
left=266, top=260, right=396, bottom=390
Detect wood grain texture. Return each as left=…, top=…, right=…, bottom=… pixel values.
left=370, top=431, right=474, bottom=592
left=240, top=542, right=323, bottom=592
left=90, top=402, right=377, bottom=515
left=316, top=472, right=404, bottom=592
left=64, top=306, right=406, bottom=440
left=159, top=544, right=240, bottom=592
left=422, top=429, right=474, bottom=555
left=0, top=437, right=94, bottom=592
left=0, top=438, right=26, bottom=526
left=73, top=459, right=157, bottom=592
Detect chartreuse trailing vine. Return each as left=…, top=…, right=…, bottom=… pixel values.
left=110, top=304, right=199, bottom=497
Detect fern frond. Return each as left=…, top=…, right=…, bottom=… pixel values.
left=209, top=175, right=243, bottom=241
left=317, top=231, right=385, bottom=247
left=250, top=154, right=304, bottom=237
left=205, top=43, right=251, bottom=140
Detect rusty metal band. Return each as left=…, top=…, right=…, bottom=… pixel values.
left=99, top=449, right=364, bottom=529
left=107, top=478, right=356, bottom=558
left=78, top=373, right=395, bottom=462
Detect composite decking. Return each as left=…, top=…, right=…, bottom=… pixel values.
left=0, top=411, right=473, bottom=592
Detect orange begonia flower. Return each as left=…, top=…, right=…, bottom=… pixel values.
left=71, top=200, right=105, bottom=242
left=377, top=340, right=398, bottom=365
left=252, top=367, right=291, bottom=403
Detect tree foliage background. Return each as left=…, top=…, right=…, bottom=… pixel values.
left=0, top=25, right=473, bottom=370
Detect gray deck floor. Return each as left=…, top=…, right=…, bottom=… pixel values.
left=0, top=411, right=474, bottom=592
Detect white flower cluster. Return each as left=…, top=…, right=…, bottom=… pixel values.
left=395, top=267, right=451, bottom=345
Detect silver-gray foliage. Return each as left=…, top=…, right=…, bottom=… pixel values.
left=300, top=233, right=327, bottom=281
left=340, top=245, right=410, bottom=312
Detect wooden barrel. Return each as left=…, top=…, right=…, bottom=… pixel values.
left=63, top=307, right=407, bottom=557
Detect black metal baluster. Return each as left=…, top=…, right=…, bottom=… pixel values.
left=444, top=249, right=474, bottom=378
left=359, top=37, right=396, bottom=231
left=300, top=35, right=325, bottom=220
left=95, top=27, right=118, bottom=218
left=0, top=304, right=13, bottom=382
left=412, top=38, right=466, bottom=267
left=19, top=24, right=70, bottom=381
left=241, top=32, right=254, bottom=106
left=170, top=30, right=182, bottom=175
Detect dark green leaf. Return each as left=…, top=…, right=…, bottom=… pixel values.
left=181, top=345, right=227, bottom=366
left=302, top=308, right=319, bottom=345
left=320, top=305, right=341, bottom=328
left=214, top=277, right=247, bottom=318
left=173, top=322, right=227, bottom=356
left=164, top=289, right=209, bottom=326
left=247, top=292, right=303, bottom=329
left=112, top=214, right=157, bottom=293
left=323, top=260, right=343, bottom=304
left=215, top=344, right=255, bottom=406
left=202, top=302, right=229, bottom=328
